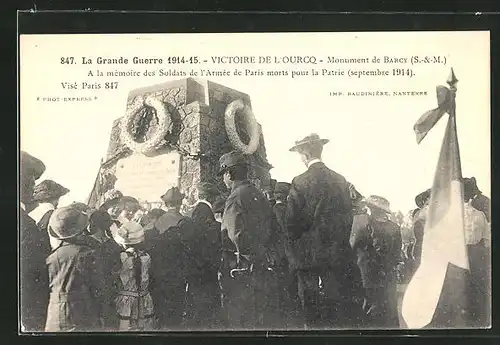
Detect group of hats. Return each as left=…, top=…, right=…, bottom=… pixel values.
left=217, top=133, right=329, bottom=175
left=413, top=177, right=480, bottom=209
left=48, top=204, right=145, bottom=246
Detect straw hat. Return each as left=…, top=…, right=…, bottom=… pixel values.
left=48, top=206, right=89, bottom=240
left=115, top=221, right=145, bottom=245
left=289, top=133, right=329, bottom=152
left=364, top=195, right=391, bottom=214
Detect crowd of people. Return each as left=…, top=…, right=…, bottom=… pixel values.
left=20, top=133, right=491, bottom=332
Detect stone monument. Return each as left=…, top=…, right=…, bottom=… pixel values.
left=88, top=78, right=273, bottom=212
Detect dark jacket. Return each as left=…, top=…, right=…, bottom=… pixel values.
left=221, top=180, right=275, bottom=266
left=350, top=211, right=373, bottom=288
left=273, top=201, right=291, bottom=268
left=148, top=210, right=201, bottom=283
left=412, top=208, right=426, bottom=268
left=20, top=209, right=51, bottom=332
left=88, top=236, right=122, bottom=330
left=190, top=202, right=222, bottom=284
left=285, top=162, right=356, bottom=271
left=45, top=237, right=108, bottom=332
left=369, top=217, right=402, bottom=286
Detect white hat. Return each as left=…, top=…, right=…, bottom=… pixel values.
left=115, top=221, right=145, bottom=245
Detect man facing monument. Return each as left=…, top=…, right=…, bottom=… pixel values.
left=147, top=187, right=198, bottom=330
left=219, top=151, right=279, bottom=329
left=286, top=134, right=363, bottom=329
left=186, top=182, right=223, bottom=329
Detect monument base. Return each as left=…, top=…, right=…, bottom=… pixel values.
left=89, top=78, right=273, bottom=213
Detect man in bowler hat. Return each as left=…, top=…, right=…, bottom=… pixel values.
left=186, top=182, right=223, bottom=329
left=219, top=150, right=280, bottom=329
left=147, top=187, right=199, bottom=330
left=20, top=151, right=51, bottom=332
left=286, top=134, right=363, bottom=329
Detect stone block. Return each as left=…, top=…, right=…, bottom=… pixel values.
left=92, top=78, right=273, bottom=212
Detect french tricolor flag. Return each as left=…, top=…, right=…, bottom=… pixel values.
left=402, top=68, right=470, bottom=329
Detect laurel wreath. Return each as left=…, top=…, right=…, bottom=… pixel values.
left=225, top=99, right=260, bottom=155
left=120, top=95, right=171, bottom=154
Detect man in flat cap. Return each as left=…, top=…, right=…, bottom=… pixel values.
left=19, top=151, right=50, bottom=331
left=147, top=187, right=199, bottom=330
left=185, top=182, right=223, bottom=329
left=219, top=150, right=280, bottom=329
left=29, top=179, right=70, bottom=250
left=286, top=134, right=363, bottom=329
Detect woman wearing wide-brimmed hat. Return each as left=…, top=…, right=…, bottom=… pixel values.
left=362, top=195, right=402, bottom=328
left=20, top=151, right=49, bottom=332
left=44, top=206, right=109, bottom=332
left=29, top=179, right=70, bottom=250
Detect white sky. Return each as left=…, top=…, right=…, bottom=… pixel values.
left=20, top=32, right=490, bottom=213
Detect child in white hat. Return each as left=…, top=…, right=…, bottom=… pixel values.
left=114, top=221, right=155, bottom=331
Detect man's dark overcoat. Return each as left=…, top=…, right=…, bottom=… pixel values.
left=20, top=209, right=51, bottom=332
left=221, top=180, right=280, bottom=329
left=285, top=162, right=363, bottom=327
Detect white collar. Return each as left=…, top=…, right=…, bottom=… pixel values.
left=307, top=159, right=322, bottom=169
left=29, top=203, right=55, bottom=224
left=198, top=199, right=213, bottom=210
left=275, top=200, right=284, bottom=205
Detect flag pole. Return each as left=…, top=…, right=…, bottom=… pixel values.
left=447, top=68, right=462, bottom=178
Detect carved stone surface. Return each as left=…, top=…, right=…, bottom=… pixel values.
left=93, top=78, right=273, bottom=212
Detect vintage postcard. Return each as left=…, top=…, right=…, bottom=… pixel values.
left=19, top=31, right=490, bottom=333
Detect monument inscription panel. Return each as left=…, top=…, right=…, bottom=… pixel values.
left=115, top=152, right=181, bottom=202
